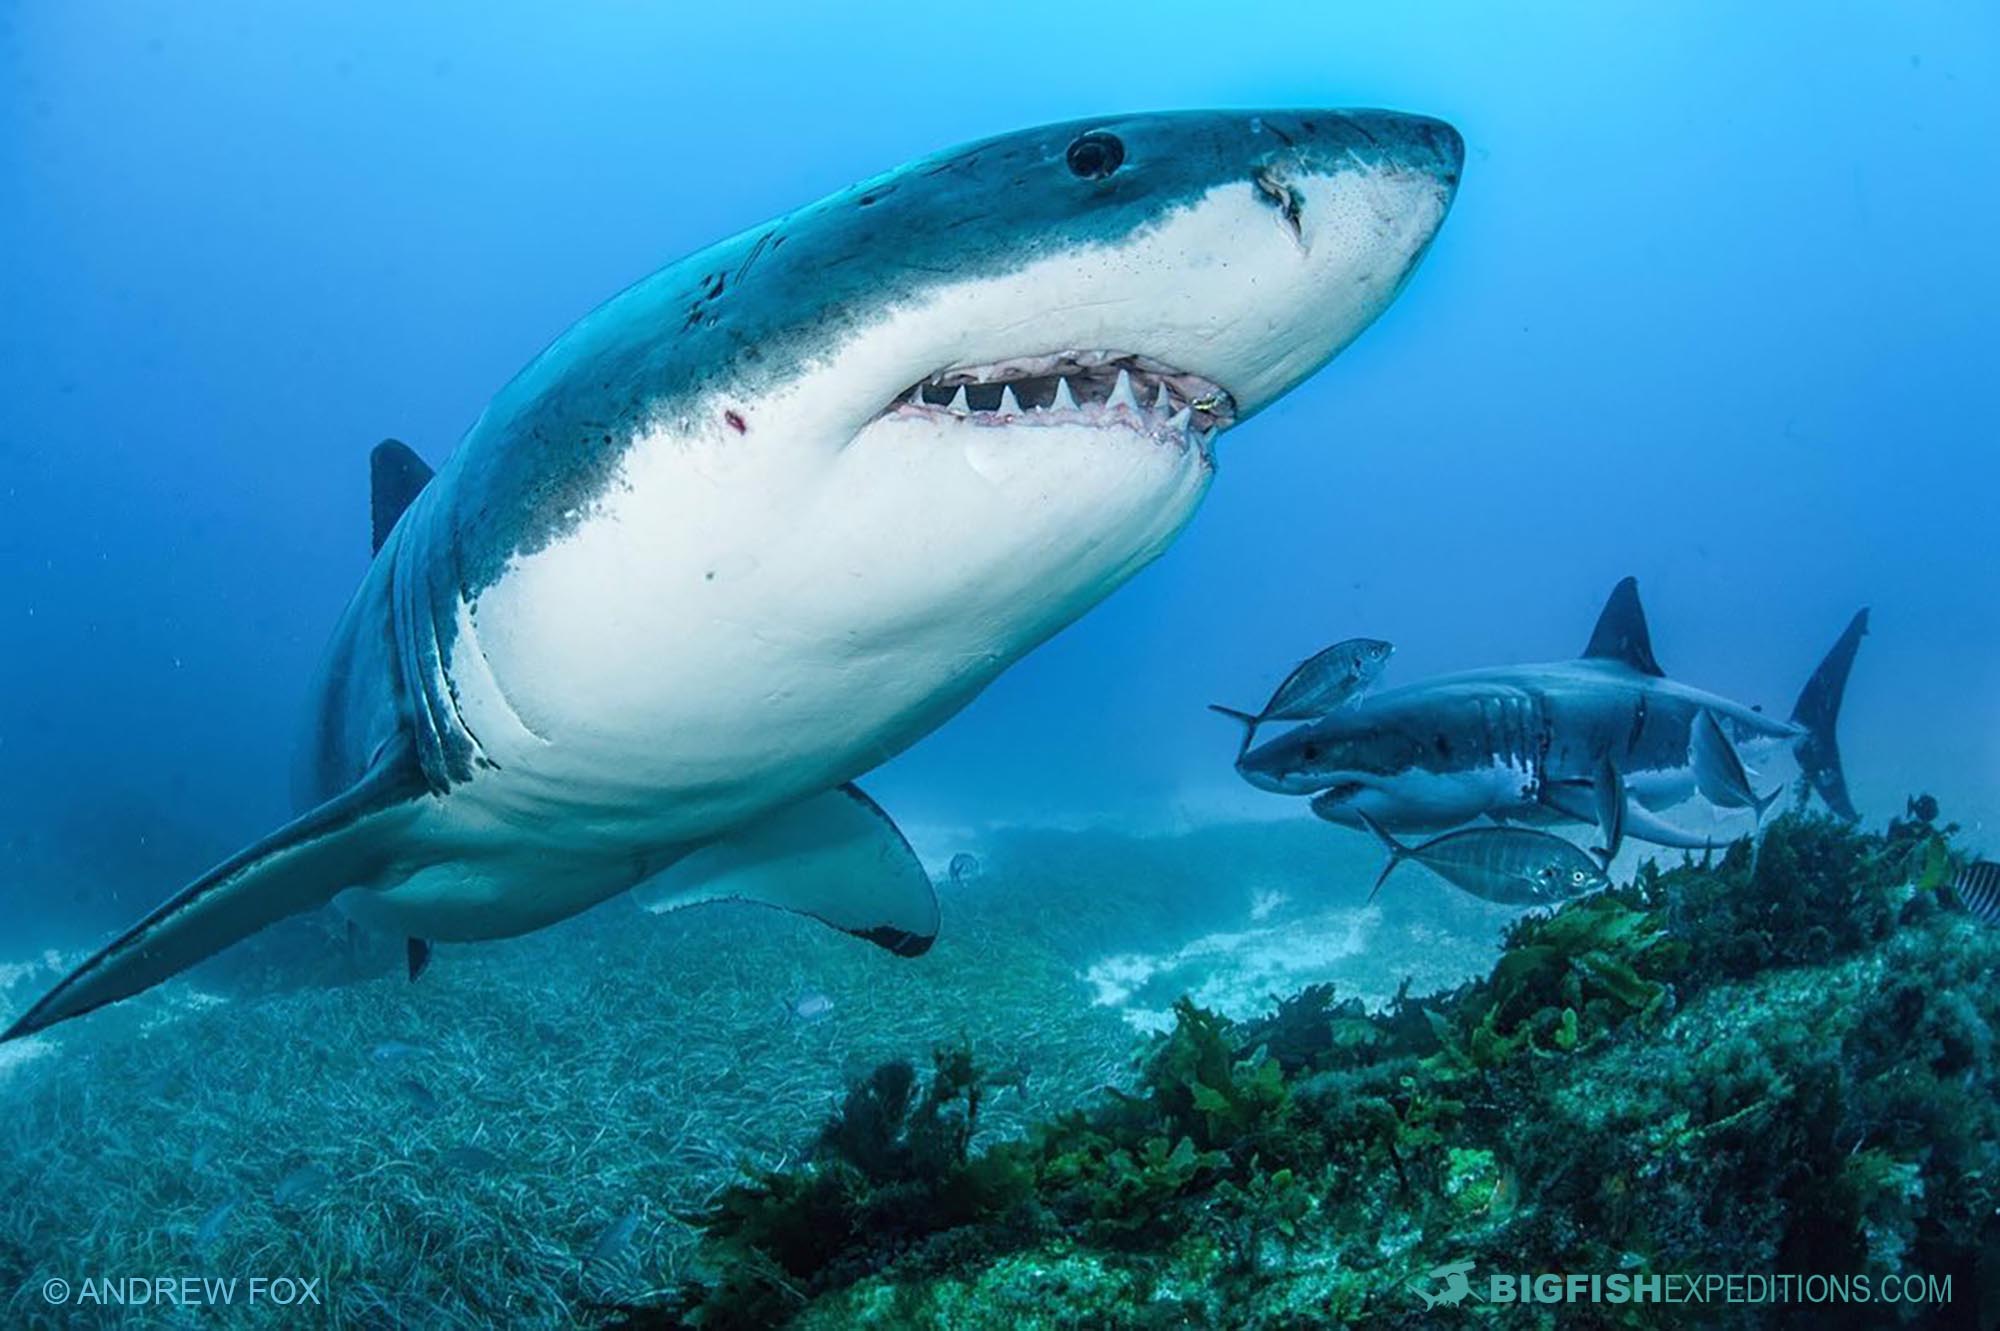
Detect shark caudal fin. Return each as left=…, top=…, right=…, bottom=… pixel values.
left=1789, top=608, right=1869, bottom=822
left=1, top=740, right=427, bottom=1042
left=1206, top=704, right=1263, bottom=758
left=1353, top=810, right=1411, bottom=901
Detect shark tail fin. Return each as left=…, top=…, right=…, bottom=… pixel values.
left=1, top=739, right=426, bottom=1042
left=1355, top=810, right=1409, bottom=902
left=1789, top=608, right=1869, bottom=822
left=1206, top=704, right=1262, bottom=758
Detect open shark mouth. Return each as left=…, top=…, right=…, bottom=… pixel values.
left=886, top=351, right=1236, bottom=450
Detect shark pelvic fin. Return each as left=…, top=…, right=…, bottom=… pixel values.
left=1580, top=576, right=1665, bottom=677
left=406, top=937, right=433, bottom=982
left=636, top=783, right=939, bottom=957
left=3, top=736, right=428, bottom=1042
left=370, top=439, right=435, bottom=555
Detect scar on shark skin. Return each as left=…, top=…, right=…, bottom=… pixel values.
left=725, top=410, right=747, bottom=434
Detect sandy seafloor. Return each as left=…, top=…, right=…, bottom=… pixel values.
left=0, top=813, right=1550, bottom=1328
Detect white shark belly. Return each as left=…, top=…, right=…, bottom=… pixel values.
left=1337, top=763, right=1537, bottom=833
left=445, top=414, right=1208, bottom=846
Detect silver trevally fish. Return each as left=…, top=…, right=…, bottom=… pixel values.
left=1348, top=810, right=1609, bottom=905
left=5, top=108, right=1461, bottom=1041
left=1690, top=707, right=1780, bottom=820
left=1209, top=636, right=1395, bottom=754
left=1240, top=577, right=1867, bottom=850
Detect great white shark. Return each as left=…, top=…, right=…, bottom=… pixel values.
left=6, top=109, right=1463, bottom=1040
left=1235, top=578, right=1868, bottom=848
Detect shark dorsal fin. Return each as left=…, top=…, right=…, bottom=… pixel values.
left=370, top=439, right=435, bottom=555
left=1580, top=576, right=1665, bottom=676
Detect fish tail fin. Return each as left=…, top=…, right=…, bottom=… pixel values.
left=1355, top=810, right=1408, bottom=902
left=1206, top=704, right=1261, bottom=758
left=1789, top=608, right=1868, bottom=822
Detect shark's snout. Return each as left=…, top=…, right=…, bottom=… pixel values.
left=1367, top=111, right=1464, bottom=188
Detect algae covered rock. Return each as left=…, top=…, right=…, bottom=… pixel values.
left=635, top=812, right=2000, bottom=1329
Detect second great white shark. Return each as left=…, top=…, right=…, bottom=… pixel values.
left=6, top=109, right=1463, bottom=1039
left=1234, top=577, right=1868, bottom=846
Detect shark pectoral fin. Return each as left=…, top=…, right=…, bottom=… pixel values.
left=1618, top=802, right=1723, bottom=852
left=1592, top=756, right=1627, bottom=864
left=638, top=784, right=939, bottom=957
left=2, top=740, right=427, bottom=1042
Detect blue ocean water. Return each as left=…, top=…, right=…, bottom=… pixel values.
left=3, top=3, right=1994, bottom=860
left=0, top=5, right=1996, bottom=1324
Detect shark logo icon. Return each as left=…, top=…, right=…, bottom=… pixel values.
left=1411, top=1258, right=1480, bottom=1310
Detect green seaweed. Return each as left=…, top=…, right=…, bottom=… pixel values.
left=641, top=809, right=2000, bottom=1329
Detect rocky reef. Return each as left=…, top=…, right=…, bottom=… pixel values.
left=631, top=808, right=1999, bottom=1329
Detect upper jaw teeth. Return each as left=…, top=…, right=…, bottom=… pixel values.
left=888, top=351, right=1234, bottom=446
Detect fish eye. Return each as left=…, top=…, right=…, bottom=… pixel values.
left=1066, top=132, right=1125, bottom=179
left=1300, top=742, right=1321, bottom=762
left=1572, top=870, right=1588, bottom=884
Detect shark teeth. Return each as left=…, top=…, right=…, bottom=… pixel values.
left=1108, top=369, right=1138, bottom=413
left=889, top=351, right=1235, bottom=451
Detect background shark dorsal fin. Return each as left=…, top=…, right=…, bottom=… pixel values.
left=1579, top=576, right=1665, bottom=676
left=370, top=439, right=435, bottom=555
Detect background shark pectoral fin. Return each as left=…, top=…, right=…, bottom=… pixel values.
left=1542, top=781, right=1715, bottom=852
left=635, top=783, right=939, bottom=957
left=1, top=739, right=426, bottom=1042
left=1592, top=757, right=1627, bottom=864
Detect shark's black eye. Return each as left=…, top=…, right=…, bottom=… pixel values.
left=1066, top=132, right=1124, bottom=180
left=1300, top=743, right=1321, bottom=762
